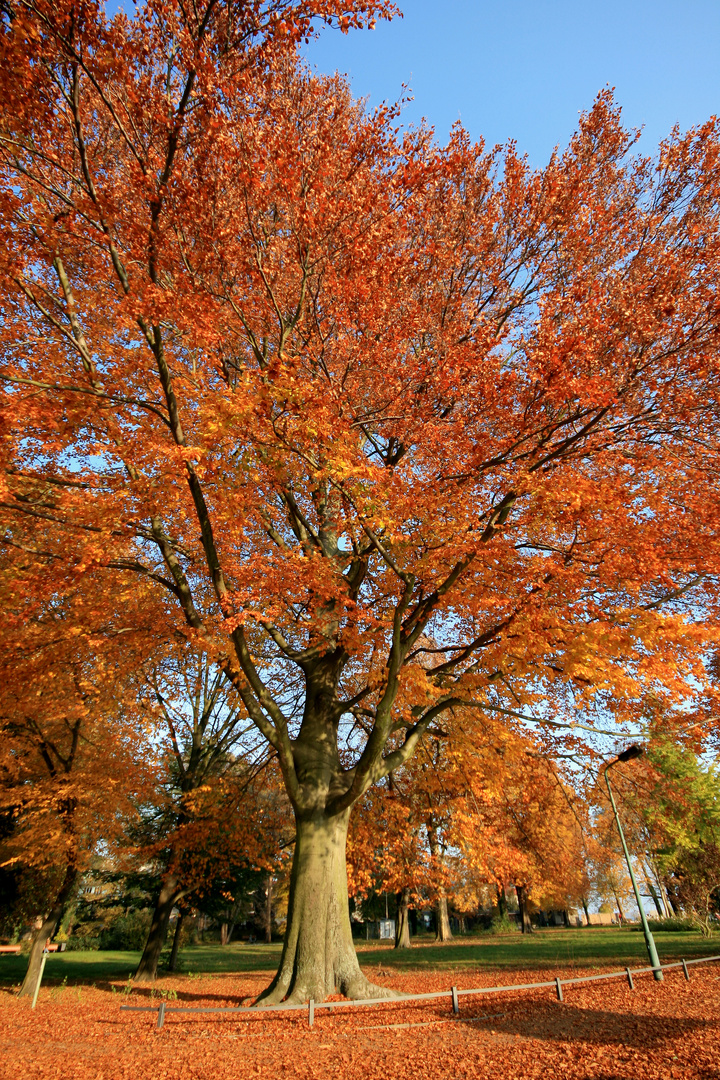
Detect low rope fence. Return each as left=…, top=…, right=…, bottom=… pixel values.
left=121, top=953, right=720, bottom=1031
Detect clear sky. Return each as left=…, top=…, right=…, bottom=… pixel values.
left=303, top=0, right=720, bottom=166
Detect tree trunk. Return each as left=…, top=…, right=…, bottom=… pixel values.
left=516, top=884, right=533, bottom=934
left=426, top=823, right=452, bottom=942
left=168, top=910, right=185, bottom=973
left=256, top=811, right=398, bottom=1004
left=644, top=873, right=664, bottom=917
left=495, top=883, right=507, bottom=916
left=133, top=873, right=181, bottom=982
left=18, top=863, right=78, bottom=999
left=265, top=874, right=273, bottom=944
left=612, top=887, right=626, bottom=924
left=663, top=878, right=680, bottom=915
left=220, top=921, right=230, bottom=945
left=435, top=893, right=453, bottom=942
left=581, top=896, right=591, bottom=925
left=395, top=887, right=411, bottom=948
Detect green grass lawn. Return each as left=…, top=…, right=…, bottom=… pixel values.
left=1, top=927, right=715, bottom=987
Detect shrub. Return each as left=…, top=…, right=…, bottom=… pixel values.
left=487, top=913, right=518, bottom=935
left=99, top=910, right=152, bottom=951
left=631, top=917, right=697, bottom=933
left=66, top=932, right=101, bottom=951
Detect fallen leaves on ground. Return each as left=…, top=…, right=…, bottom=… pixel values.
left=1, top=963, right=718, bottom=1079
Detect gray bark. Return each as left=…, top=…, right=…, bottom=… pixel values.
left=256, top=811, right=397, bottom=1004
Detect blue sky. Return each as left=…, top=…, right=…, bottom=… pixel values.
left=303, top=1, right=720, bottom=166
left=102, top=1, right=719, bottom=165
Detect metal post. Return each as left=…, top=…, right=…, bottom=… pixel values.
left=555, top=977, right=564, bottom=1002
left=31, top=952, right=48, bottom=1010
left=682, top=959, right=690, bottom=981
left=308, top=998, right=314, bottom=1028
left=451, top=986, right=459, bottom=1015
left=157, top=1001, right=166, bottom=1030
left=625, top=967, right=634, bottom=990
left=605, top=767, right=663, bottom=982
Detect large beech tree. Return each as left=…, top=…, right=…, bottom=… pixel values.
left=2, top=0, right=720, bottom=1003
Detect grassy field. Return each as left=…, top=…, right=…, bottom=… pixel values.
left=0, top=927, right=715, bottom=986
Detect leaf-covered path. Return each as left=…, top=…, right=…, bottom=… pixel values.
left=2, top=963, right=718, bottom=1079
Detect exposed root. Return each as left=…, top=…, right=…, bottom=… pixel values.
left=253, top=973, right=401, bottom=1006
left=343, top=976, right=401, bottom=1001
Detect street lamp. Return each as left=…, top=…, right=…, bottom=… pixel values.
left=603, top=745, right=663, bottom=982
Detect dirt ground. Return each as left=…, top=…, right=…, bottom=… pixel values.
left=1, top=963, right=718, bottom=1080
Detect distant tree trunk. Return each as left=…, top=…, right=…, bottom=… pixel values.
left=168, top=910, right=185, bottom=973
left=220, top=921, right=230, bottom=945
left=226, top=921, right=235, bottom=944
left=408, top=907, right=418, bottom=935
left=265, top=874, right=273, bottom=943
left=496, top=883, right=507, bottom=916
left=516, top=884, right=533, bottom=934
left=134, top=872, right=181, bottom=982
left=644, top=873, right=664, bottom=917
left=659, top=879, right=674, bottom=917
left=394, top=887, right=411, bottom=948
left=562, top=909, right=570, bottom=928
left=612, top=888, right=626, bottom=924
left=435, top=893, right=453, bottom=942
left=663, top=878, right=680, bottom=916
left=581, top=896, right=591, bottom=925
left=427, top=823, right=452, bottom=942
left=18, top=863, right=78, bottom=999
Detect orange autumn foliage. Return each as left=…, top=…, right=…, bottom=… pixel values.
left=2, top=0, right=720, bottom=1001
left=348, top=719, right=590, bottom=924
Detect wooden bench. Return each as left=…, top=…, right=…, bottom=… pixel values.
left=0, top=942, right=66, bottom=954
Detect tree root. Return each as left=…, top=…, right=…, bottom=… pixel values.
left=253, top=973, right=401, bottom=1006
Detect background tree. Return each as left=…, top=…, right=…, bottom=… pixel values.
left=609, top=734, right=720, bottom=933
left=0, top=550, right=155, bottom=998
left=128, top=649, right=292, bottom=979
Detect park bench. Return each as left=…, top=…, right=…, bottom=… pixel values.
left=0, top=942, right=66, bottom=954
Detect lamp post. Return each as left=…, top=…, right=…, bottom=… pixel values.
left=604, top=746, right=663, bottom=982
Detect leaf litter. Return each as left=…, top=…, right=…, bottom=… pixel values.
left=1, top=963, right=718, bottom=1079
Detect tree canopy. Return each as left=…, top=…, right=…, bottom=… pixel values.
left=2, top=0, right=720, bottom=1002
